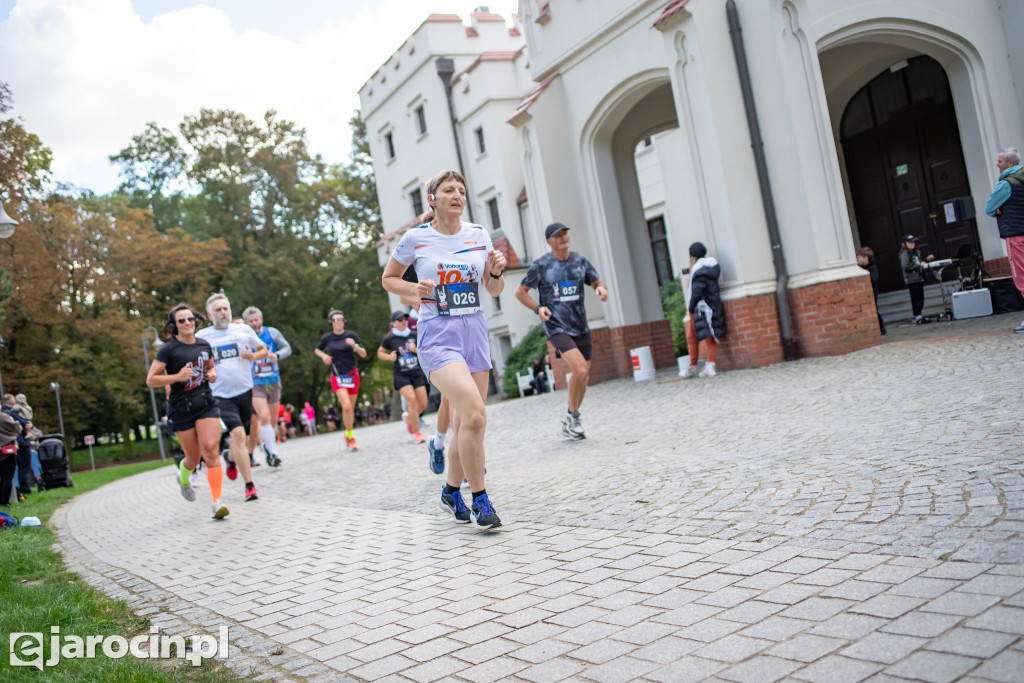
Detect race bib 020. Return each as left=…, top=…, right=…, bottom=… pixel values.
left=552, top=280, right=582, bottom=302
left=213, top=343, right=240, bottom=363
left=436, top=282, right=480, bottom=316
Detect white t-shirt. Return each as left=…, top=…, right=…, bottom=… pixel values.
left=391, top=222, right=494, bottom=324
left=196, top=323, right=266, bottom=398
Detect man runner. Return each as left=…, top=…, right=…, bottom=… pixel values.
left=243, top=306, right=290, bottom=468
left=196, top=293, right=268, bottom=502
left=516, top=222, right=608, bottom=440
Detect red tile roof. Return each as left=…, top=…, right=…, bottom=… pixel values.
left=471, top=11, right=507, bottom=22
left=424, top=14, right=464, bottom=22
left=507, top=72, right=558, bottom=125
left=452, top=47, right=526, bottom=85
left=653, top=0, right=692, bottom=29
left=492, top=237, right=522, bottom=268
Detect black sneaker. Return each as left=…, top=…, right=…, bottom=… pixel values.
left=470, top=493, right=501, bottom=529
left=439, top=487, right=471, bottom=523
left=428, top=440, right=445, bottom=475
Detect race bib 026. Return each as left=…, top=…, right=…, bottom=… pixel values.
left=436, top=282, right=480, bottom=316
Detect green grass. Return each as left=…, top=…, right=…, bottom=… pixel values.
left=69, top=440, right=164, bottom=472
left=0, top=461, right=240, bottom=681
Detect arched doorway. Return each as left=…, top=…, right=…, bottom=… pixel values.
left=841, top=55, right=979, bottom=293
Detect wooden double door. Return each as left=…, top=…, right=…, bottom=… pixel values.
left=842, top=60, right=978, bottom=293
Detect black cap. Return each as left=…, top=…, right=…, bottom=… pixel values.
left=544, top=222, right=570, bottom=240
left=901, top=234, right=920, bottom=243
left=689, top=242, right=707, bottom=258
left=390, top=310, right=409, bottom=322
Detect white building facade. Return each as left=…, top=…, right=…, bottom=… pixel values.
left=363, top=0, right=1024, bottom=383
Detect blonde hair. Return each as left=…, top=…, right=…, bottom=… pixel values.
left=425, top=170, right=468, bottom=201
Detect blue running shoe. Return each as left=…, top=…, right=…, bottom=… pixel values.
left=428, top=440, right=445, bottom=475
left=439, top=487, right=471, bottom=523
left=470, top=493, right=501, bottom=529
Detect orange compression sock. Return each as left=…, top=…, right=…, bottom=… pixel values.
left=206, top=466, right=223, bottom=501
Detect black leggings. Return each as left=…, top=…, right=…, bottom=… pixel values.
left=0, top=453, right=15, bottom=505
left=908, top=282, right=925, bottom=317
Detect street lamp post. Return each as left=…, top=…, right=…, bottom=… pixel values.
left=142, top=327, right=166, bottom=461
left=49, top=381, right=65, bottom=437
left=0, top=204, right=16, bottom=397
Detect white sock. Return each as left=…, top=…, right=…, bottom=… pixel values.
left=434, top=431, right=446, bottom=450
left=260, top=425, right=278, bottom=456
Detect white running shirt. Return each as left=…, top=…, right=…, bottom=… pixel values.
left=391, top=222, right=494, bottom=324
left=196, top=323, right=266, bottom=398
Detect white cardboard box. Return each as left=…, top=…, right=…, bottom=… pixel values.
left=952, top=288, right=993, bottom=319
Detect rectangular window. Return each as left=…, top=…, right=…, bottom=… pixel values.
left=410, top=189, right=423, bottom=217
left=415, top=105, right=427, bottom=136
left=487, top=198, right=501, bottom=230
left=647, top=216, right=673, bottom=287
left=475, top=127, right=486, bottom=154
left=385, top=132, right=395, bottom=159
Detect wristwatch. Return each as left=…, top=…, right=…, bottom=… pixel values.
left=533, top=305, right=541, bottom=314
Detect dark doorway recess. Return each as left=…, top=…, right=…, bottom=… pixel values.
left=841, top=55, right=979, bottom=293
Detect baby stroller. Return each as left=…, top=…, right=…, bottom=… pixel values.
left=37, top=433, right=73, bottom=490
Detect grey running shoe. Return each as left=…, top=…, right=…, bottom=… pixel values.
left=212, top=499, right=229, bottom=519
left=1015, top=322, right=1024, bottom=333
left=428, top=440, right=445, bottom=475
left=561, top=413, right=574, bottom=439
left=178, top=476, right=196, bottom=502
left=470, top=493, right=501, bottom=529
left=567, top=413, right=585, bottom=440
left=439, top=488, right=471, bottom=523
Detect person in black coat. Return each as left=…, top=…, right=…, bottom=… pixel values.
left=857, top=246, right=886, bottom=335
left=682, top=242, right=726, bottom=378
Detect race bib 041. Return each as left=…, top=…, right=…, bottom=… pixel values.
left=436, top=282, right=480, bottom=316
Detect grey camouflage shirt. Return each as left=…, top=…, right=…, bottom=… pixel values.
left=521, top=251, right=600, bottom=337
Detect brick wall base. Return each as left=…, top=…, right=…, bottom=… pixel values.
left=545, top=275, right=881, bottom=387
left=985, top=257, right=1011, bottom=279
left=717, top=276, right=881, bottom=370
left=548, top=320, right=675, bottom=390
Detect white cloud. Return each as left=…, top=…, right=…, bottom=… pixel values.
left=0, top=0, right=519, bottom=193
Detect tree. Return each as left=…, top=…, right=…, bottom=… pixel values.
left=0, top=82, right=53, bottom=204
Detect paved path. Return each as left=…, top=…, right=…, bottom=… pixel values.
left=55, top=314, right=1024, bottom=682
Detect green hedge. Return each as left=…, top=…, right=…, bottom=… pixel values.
left=661, top=279, right=689, bottom=358
left=501, top=324, right=550, bottom=396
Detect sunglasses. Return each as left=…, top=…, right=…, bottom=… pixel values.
left=176, top=316, right=196, bottom=324
left=396, top=316, right=408, bottom=321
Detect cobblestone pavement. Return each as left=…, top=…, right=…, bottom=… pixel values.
left=55, top=314, right=1023, bottom=682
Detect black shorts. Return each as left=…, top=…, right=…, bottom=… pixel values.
left=394, top=370, right=428, bottom=391
left=215, top=390, right=253, bottom=433
left=168, top=392, right=220, bottom=432
left=549, top=332, right=593, bottom=361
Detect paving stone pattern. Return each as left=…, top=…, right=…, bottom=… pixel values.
left=57, top=321, right=1023, bottom=681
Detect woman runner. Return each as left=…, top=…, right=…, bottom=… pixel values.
left=381, top=170, right=506, bottom=529
left=145, top=304, right=229, bottom=519
left=378, top=310, right=429, bottom=444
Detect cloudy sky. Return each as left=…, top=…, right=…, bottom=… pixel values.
left=0, top=0, right=519, bottom=194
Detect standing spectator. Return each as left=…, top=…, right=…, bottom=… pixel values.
left=302, top=402, right=317, bottom=436
left=0, top=410, right=21, bottom=506
left=857, top=246, right=886, bottom=335
left=681, top=242, right=726, bottom=378
left=984, top=147, right=1024, bottom=333
left=27, top=424, right=43, bottom=492
left=323, top=405, right=338, bottom=432
left=899, top=235, right=934, bottom=324
left=2, top=394, right=32, bottom=500
left=13, top=394, right=32, bottom=421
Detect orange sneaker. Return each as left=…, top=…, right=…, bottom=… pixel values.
left=345, top=435, right=358, bottom=451
left=413, top=432, right=425, bottom=444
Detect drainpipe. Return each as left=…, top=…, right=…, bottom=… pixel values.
left=435, top=57, right=476, bottom=224
left=726, top=0, right=798, bottom=360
